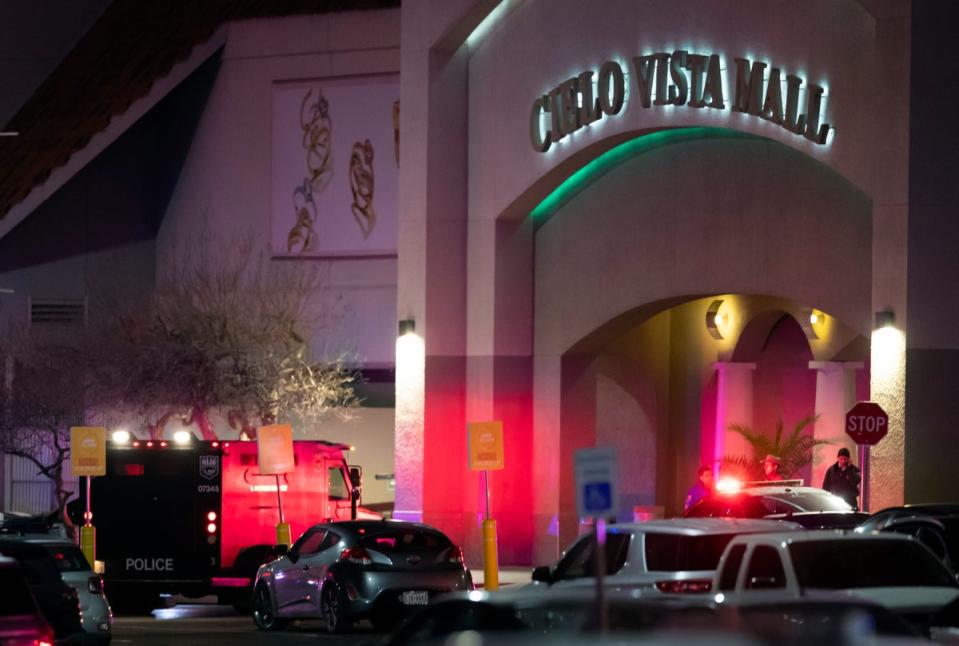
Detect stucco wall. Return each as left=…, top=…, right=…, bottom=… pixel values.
left=535, top=136, right=872, bottom=358
left=156, top=11, right=401, bottom=367
left=468, top=0, right=878, bottom=224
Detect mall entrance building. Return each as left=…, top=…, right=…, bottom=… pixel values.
left=395, top=0, right=959, bottom=565
left=0, top=0, right=956, bottom=568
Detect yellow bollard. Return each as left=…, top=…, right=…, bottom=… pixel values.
left=80, top=525, right=96, bottom=569
left=482, top=519, right=499, bottom=591
left=275, top=522, right=291, bottom=547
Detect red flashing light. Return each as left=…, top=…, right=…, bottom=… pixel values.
left=160, top=441, right=168, bottom=447
left=206, top=522, right=217, bottom=534
left=223, top=443, right=230, bottom=448
left=207, top=511, right=217, bottom=522
left=716, top=476, right=743, bottom=494
left=655, top=579, right=712, bottom=594
left=132, top=441, right=140, bottom=447
left=146, top=441, right=154, bottom=448
left=340, top=547, right=372, bottom=565
left=212, top=442, right=219, bottom=448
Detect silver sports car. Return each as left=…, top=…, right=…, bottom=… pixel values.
left=252, top=520, right=472, bottom=633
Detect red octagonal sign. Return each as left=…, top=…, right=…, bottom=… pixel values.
left=845, top=401, right=889, bottom=446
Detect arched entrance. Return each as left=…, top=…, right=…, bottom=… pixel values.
left=530, top=130, right=873, bottom=560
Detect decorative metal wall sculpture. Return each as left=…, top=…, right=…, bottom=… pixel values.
left=349, top=139, right=376, bottom=238
left=272, top=75, right=398, bottom=257
left=288, top=89, right=333, bottom=253
left=393, top=100, right=400, bottom=167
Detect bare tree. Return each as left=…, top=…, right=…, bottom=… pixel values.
left=86, top=235, right=359, bottom=440
left=0, top=326, right=86, bottom=534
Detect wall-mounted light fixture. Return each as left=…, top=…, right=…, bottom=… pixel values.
left=398, top=319, right=416, bottom=337
left=801, top=308, right=822, bottom=340
left=874, top=309, right=895, bottom=329
left=705, top=299, right=725, bottom=340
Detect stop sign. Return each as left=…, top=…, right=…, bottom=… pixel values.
left=845, top=401, right=889, bottom=445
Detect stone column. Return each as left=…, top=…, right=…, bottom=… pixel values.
left=713, top=362, right=757, bottom=468
left=808, top=361, right=863, bottom=490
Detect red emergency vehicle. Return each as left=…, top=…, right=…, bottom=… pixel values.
left=78, top=439, right=378, bottom=610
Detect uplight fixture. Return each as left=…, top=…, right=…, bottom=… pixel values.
left=705, top=299, right=725, bottom=340
left=173, top=430, right=193, bottom=445
left=801, top=308, right=822, bottom=340
left=111, top=430, right=131, bottom=444
left=875, top=309, right=895, bottom=329
left=398, top=319, right=416, bottom=336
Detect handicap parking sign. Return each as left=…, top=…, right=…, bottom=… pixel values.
left=575, top=447, right=618, bottom=519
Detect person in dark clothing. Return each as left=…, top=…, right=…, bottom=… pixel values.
left=823, top=447, right=862, bottom=509
left=684, top=466, right=715, bottom=511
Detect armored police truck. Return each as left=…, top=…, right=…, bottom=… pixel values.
left=77, top=439, right=376, bottom=611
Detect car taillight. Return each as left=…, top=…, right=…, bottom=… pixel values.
left=655, top=579, right=712, bottom=593
left=448, top=545, right=465, bottom=565
left=36, top=634, right=54, bottom=646
left=340, top=547, right=372, bottom=565
left=87, top=575, right=104, bottom=594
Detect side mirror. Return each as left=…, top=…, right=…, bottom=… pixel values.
left=349, top=466, right=362, bottom=488
left=531, top=566, right=553, bottom=584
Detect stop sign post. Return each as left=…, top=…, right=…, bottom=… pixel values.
left=845, top=401, right=889, bottom=513
left=845, top=401, right=888, bottom=445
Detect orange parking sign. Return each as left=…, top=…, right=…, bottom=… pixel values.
left=257, top=424, right=295, bottom=474
left=70, top=427, right=106, bottom=477
left=468, top=421, right=504, bottom=471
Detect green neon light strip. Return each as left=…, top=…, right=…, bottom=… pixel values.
left=529, top=127, right=761, bottom=224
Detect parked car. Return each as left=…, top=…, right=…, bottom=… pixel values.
left=528, top=519, right=802, bottom=595
left=251, top=520, right=472, bottom=633
left=858, top=505, right=959, bottom=575
left=0, top=555, right=56, bottom=646
left=17, top=534, right=113, bottom=644
left=683, top=484, right=857, bottom=525
left=0, top=539, right=84, bottom=642
left=712, top=529, right=959, bottom=636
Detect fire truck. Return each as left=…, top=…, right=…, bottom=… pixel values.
left=76, top=438, right=378, bottom=610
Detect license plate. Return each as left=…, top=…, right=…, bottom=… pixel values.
left=401, top=590, right=429, bottom=605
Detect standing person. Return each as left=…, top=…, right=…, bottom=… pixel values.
left=684, top=466, right=715, bottom=511
left=762, top=454, right=784, bottom=481
left=823, top=447, right=862, bottom=510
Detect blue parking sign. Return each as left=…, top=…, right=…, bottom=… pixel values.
left=574, top=447, right=618, bottom=518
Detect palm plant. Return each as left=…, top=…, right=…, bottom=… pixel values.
left=721, top=414, right=828, bottom=481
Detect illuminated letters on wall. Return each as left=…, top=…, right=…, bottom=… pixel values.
left=529, top=51, right=831, bottom=152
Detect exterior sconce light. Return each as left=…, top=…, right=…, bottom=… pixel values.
left=801, top=308, right=822, bottom=340
left=705, top=299, right=725, bottom=340
left=398, top=319, right=416, bottom=336
left=875, top=309, right=895, bottom=329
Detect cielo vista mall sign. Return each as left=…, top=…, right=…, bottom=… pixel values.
left=530, top=50, right=832, bottom=152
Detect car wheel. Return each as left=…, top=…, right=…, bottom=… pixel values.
left=251, top=584, right=287, bottom=631
left=321, top=578, right=352, bottom=634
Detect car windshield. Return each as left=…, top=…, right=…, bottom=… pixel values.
left=361, top=529, right=451, bottom=554
left=43, top=545, right=90, bottom=572
left=0, top=566, right=37, bottom=615
left=645, top=533, right=739, bottom=571
left=773, top=492, right=852, bottom=512
left=789, top=539, right=958, bottom=588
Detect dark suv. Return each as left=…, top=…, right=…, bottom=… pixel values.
left=0, top=539, right=83, bottom=642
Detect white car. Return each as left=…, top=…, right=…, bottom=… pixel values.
left=18, top=534, right=113, bottom=644
left=529, top=518, right=802, bottom=594
left=712, top=529, right=959, bottom=634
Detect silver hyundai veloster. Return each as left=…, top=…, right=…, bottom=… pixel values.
left=252, top=520, right=472, bottom=633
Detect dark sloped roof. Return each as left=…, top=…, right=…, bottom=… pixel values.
left=0, top=0, right=399, bottom=221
